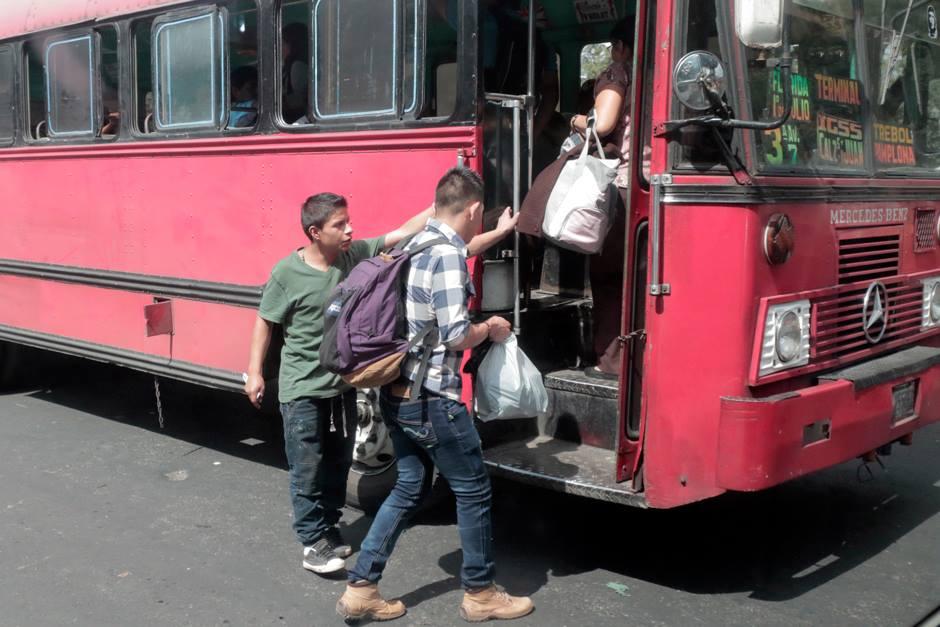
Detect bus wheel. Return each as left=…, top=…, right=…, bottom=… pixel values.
left=345, top=389, right=453, bottom=514
left=346, top=389, right=398, bottom=514
left=0, top=341, right=23, bottom=389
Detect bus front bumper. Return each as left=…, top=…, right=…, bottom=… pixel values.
left=717, top=346, right=940, bottom=491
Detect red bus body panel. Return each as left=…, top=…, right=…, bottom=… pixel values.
left=0, top=128, right=480, bottom=390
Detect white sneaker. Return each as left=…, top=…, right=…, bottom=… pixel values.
left=302, top=539, right=345, bottom=574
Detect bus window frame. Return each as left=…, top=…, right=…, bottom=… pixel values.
left=668, top=0, right=748, bottom=175
left=862, top=5, right=940, bottom=177
left=151, top=6, right=229, bottom=134
left=274, top=0, right=476, bottom=133
left=0, top=43, right=16, bottom=146
left=43, top=32, right=100, bottom=140
left=224, top=0, right=262, bottom=133
left=309, top=0, right=401, bottom=121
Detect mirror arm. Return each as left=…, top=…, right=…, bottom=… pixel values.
left=657, top=13, right=793, bottom=137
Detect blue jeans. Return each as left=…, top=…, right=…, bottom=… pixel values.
left=348, top=394, right=495, bottom=589
left=280, top=392, right=356, bottom=546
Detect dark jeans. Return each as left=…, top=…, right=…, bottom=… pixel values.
left=348, top=394, right=495, bottom=589
left=280, top=392, right=357, bottom=547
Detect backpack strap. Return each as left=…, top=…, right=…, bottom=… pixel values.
left=403, top=236, right=450, bottom=256
left=408, top=322, right=437, bottom=400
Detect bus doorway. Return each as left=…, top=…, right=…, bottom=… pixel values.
left=477, top=0, right=650, bottom=501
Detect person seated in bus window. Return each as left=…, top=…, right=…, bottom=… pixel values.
left=567, top=18, right=637, bottom=379
left=282, top=23, right=309, bottom=124
left=100, top=108, right=120, bottom=137
left=228, top=65, right=258, bottom=128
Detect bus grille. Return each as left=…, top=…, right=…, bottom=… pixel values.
left=814, top=277, right=923, bottom=361
left=837, top=233, right=900, bottom=284
left=915, top=209, right=937, bottom=252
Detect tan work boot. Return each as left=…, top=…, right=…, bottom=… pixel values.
left=459, top=584, right=534, bottom=622
left=336, top=582, right=406, bottom=623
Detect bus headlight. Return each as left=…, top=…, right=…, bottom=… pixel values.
left=921, top=277, right=940, bottom=329
left=759, top=300, right=810, bottom=376
left=775, top=310, right=802, bottom=362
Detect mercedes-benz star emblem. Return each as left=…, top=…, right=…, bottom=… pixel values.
left=862, top=281, right=889, bottom=344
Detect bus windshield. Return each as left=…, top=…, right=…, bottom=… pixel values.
left=743, top=0, right=940, bottom=175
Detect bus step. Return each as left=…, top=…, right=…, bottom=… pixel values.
left=544, top=368, right=618, bottom=398
left=541, top=369, right=619, bottom=450
left=483, top=435, right=645, bottom=507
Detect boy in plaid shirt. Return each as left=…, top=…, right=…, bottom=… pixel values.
left=339, top=168, right=534, bottom=623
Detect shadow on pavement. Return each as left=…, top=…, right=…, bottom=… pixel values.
left=15, top=359, right=940, bottom=608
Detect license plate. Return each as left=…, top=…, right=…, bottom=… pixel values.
left=892, top=380, right=917, bottom=422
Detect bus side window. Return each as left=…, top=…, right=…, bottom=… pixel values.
left=227, top=1, right=259, bottom=130
left=311, top=0, right=418, bottom=121
left=425, top=1, right=458, bottom=119
left=0, top=45, right=14, bottom=145
left=132, top=19, right=155, bottom=134
left=280, top=1, right=311, bottom=125
left=281, top=0, right=430, bottom=125
left=23, top=41, right=48, bottom=140
left=434, top=62, right=457, bottom=119
left=98, top=26, right=120, bottom=138
left=152, top=10, right=226, bottom=131
left=45, top=35, right=97, bottom=139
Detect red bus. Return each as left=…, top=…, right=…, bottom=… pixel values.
left=2, top=0, right=939, bottom=511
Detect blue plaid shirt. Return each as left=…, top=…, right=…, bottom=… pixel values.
left=401, top=219, right=474, bottom=401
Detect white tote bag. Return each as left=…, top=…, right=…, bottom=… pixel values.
left=475, top=335, right=549, bottom=422
left=541, top=123, right=619, bottom=254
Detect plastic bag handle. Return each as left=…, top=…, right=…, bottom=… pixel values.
left=577, top=117, right=608, bottom=163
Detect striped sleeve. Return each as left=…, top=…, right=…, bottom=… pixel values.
left=430, top=252, right=471, bottom=348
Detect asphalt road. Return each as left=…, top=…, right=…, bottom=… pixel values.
left=1, top=359, right=938, bottom=627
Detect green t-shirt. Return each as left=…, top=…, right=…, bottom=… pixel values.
left=259, top=238, right=384, bottom=402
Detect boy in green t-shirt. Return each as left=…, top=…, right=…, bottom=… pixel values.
left=245, top=191, right=517, bottom=574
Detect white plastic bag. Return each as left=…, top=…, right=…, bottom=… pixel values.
left=475, top=335, right=549, bottom=421
left=541, top=123, right=619, bottom=255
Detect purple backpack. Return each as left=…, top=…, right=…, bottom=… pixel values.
left=320, top=237, right=448, bottom=390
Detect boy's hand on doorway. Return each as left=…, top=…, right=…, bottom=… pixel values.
left=494, top=207, right=519, bottom=235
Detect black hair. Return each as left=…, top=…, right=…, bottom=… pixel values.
left=434, top=167, right=484, bottom=215
left=282, top=22, right=309, bottom=64
left=231, top=65, right=258, bottom=91
left=301, top=192, right=347, bottom=239
left=610, top=18, right=635, bottom=49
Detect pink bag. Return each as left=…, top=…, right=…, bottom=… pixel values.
left=541, top=124, right=619, bottom=254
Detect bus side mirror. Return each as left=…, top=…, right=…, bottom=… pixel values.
left=735, top=0, right=784, bottom=49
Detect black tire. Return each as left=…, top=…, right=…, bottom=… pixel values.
left=346, top=462, right=398, bottom=514
left=346, top=462, right=453, bottom=516
left=0, top=341, right=35, bottom=390
left=0, top=341, right=17, bottom=389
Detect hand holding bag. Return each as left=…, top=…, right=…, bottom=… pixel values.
left=475, top=335, right=549, bottom=421
left=541, top=122, right=619, bottom=254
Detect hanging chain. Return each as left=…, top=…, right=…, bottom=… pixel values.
left=153, top=376, right=165, bottom=430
